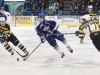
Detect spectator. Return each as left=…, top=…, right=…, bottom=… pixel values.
left=34, top=1, right=38, bottom=10
left=30, top=1, right=33, bottom=8
left=49, top=4, right=55, bottom=15
left=55, top=4, right=59, bottom=15
left=32, top=4, right=36, bottom=11
left=59, top=0, right=64, bottom=4
left=73, top=0, right=77, bottom=4
left=90, top=0, right=93, bottom=5
left=38, top=1, right=42, bottom=9
left=24, top=1, right=30, bottom=9
left=77, top=0, right=82, bottom=3
left=40, top=2, right=46, bottom=11
left=59, top=3, right=63, bottom=15
left=43, top=1, right=47, bottom=9
left=81, top=1, right=85, bottom=6
left=97, top=0, right=100, bottom=5
left=85, top=5, right=88, bottom=12
left=70, top=3, right=76, bottom=14
left=54, top=1, right=59, bottom=14
left=44, top=8, right=49, bottom=15
left=76, top=3, right=80, bottom=14
left=35, top=7, right=41, bottom=15
left=16, top=5, right=23, bottom=15
left=26, top=6, right=32, bottom=15
left=94, top=2, right=99, bottom=12
left=54, top=0, right=59, bottom=6
left=80, top=5, right=85, bottom=14
left=87, top=1, right=90, bottom=6
left=52, top=0, right=55, bottom=5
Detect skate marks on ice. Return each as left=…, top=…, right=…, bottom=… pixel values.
left=0, top=27, right=100, bottom=75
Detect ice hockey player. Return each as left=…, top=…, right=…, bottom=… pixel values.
left=79, top=14, right=100, bottom=52
left=0, top=17, right=29, bottom=56
left=76, top=5, right=99, bottom=43
left=35, top=13, right=73, bottom=58
left=0, top=7, right=10, bottom=24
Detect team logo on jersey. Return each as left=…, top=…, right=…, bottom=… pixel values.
left=43, top=26, right=49, bottom=31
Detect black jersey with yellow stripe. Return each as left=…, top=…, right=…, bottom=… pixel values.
left=0, top=24, right=11, bottom=40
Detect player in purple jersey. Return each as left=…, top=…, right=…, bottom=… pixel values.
left=35, top=13, right=73, bottom=58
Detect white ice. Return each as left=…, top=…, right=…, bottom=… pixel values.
left=0, top=26, right=100, bottom=75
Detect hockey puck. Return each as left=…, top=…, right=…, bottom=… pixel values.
left=17, top=58, right=19, bottom=61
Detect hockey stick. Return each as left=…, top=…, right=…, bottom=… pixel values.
left=63, top=32, right=75, bottom=35
left=23, top=42, right=42, bottom=61
left=11, top=46, right=28, bottom=58
left=48, top=33, right=75, bottom=35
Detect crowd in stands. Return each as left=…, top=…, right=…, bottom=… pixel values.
left=23, top=0, right=100, bottom=15
left=70, top=0, right=100, bottom=14
left=23, top=0, right=64, bottom=15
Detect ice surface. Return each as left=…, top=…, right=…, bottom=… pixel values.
left=0, top=26, right=100, bottom=75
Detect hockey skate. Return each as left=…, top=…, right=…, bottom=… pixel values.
left=67, top=46, right=73, bottom=53
left=24, top=51, right=29, bottom=57
left=80, top=40, right=83, bottom=44
left=11, top=52, right=14, bottom=55
left=61, top=52, right=65, bottom=58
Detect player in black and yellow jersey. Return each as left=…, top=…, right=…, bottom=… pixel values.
left=76, top=5, right=99, bottom=43
left=0, top=17, right=29, bottom=56
left=79, top=14, right=100, bottom=51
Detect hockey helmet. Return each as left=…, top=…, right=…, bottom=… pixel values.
left=0, top=17, right=6, bottom=21
left=38, top=13, right=45, bottom=18
left=88, top=5, right=93, bottom=9
left=0, top=7, right=4, bottom=10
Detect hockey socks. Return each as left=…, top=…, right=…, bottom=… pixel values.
left=17, top=43, right=29, bottom=55
left=3, top=43, right=14, bottom=55
left=54, top=46, right=65, bottom=58
left=63, top=40, right=73, bottom=53
left=57, top=35, right=73, bottom=53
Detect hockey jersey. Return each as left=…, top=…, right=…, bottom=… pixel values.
left=35, top=20, right=58, bottom=37
left=0, top=24, right=11, bottom=40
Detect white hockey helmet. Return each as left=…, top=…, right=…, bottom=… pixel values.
left=0, top=17, right=6, bottom=22
left=88, top=5, right=93, bottom=9
left=81, top=14, right=91, bottom=21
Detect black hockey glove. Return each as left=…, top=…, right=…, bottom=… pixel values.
left=75, top=31, right=79, bottom=36
left=0, top=36, right=6, bottom=42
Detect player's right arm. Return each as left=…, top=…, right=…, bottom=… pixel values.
left=2, top=24, right=11, bottom=41
left=35, top=24, right=45, bottom=43
left=35, top=24, right=43, bottom=37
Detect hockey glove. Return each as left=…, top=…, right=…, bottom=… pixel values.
left=40, top=36, right=45, bottom=43
left=0, top=36, right=6, bottom=42
left=47, top=30, right=54, bottom=36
